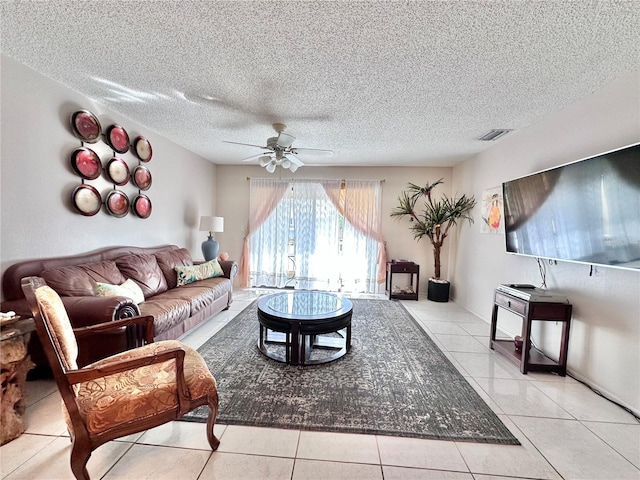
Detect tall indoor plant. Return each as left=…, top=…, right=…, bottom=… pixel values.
left=391, top=178, right=476, bottom=301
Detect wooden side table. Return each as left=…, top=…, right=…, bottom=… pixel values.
left=490, top=289, right=572, bottom=375
left=1, top=317, right=36, bottom=445
left=385, top=262, right=419, bottom=301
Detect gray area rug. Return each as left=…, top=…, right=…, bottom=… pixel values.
left=183, top=298, right=519, bottom=444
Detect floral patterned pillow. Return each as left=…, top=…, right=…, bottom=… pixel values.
left=95, top=278, right=145, bottom=304
left=175, top=259, right=224, bottom=286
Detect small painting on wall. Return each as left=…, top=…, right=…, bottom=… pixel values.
left=481, top=186, right=504, bottom=234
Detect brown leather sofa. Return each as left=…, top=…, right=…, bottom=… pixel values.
left=1, top=245, right=237, bottom=368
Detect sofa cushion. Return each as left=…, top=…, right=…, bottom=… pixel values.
left=167, top=277, right=230, bottom=312
left=154, top=248, right=194, bottom=289
left=41, top=261, right=126, bottom=297
left=176, top=259, right=223, bottom=286
left=95, top=279, right=145, bottom=305
left=115, top=254, right=168, bottom=298
left=137, top=293, right=191, bottom=337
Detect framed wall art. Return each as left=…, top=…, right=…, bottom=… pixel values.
left=481, top=186, right=504, bottom=234
left=66, top=110, right=155, bottom=219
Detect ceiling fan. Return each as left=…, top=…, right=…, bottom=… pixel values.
left=223, top=123, right=333, bottom=173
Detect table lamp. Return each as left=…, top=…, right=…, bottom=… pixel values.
left=199, top=216, right=224, bottom=261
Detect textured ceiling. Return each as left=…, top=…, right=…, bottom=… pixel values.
left=1, top=1, right=639, bottom=167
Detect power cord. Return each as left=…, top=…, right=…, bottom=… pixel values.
left=536, top=258, right=547, bottom=288
left=528, top=337, right=640, bottom=422
left=531, top=263, right=636, bottom=419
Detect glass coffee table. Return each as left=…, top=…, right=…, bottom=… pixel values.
left=257, top=291, right=353, bottom=366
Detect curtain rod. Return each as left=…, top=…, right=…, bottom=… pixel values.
left=246, top=177, right=385, bottom=182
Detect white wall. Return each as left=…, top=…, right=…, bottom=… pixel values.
left=0, top=56, right=218, bottom=292
left=451, top=70, right=640, bottom=415
left=215, top=165, right=456, bottom=290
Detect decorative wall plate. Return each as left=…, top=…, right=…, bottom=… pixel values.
left=132, top=165, right=152, bottom=190
left=70, top=110, right=102, bottom=143
left=72, top=184, right=102, bottom=216
left=105, top=124, right=130, bottom=153
left=106, top=158, right=130, bottom=186
left=105, top=189, right=130, bottom=217
left=132, top=194, right=152, bottom=218
left=133, top=136, right=153, bottom=162
left=70, top=147, right=102, bottom=180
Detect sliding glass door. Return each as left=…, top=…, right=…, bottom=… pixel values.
left=246, top=178, right=386, bottom=293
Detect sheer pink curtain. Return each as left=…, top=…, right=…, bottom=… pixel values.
left=240, top=178, right=290, bottom=287
left=323, top=180, right=387, bottom=285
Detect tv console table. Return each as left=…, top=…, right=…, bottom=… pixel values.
left=490, top=289, right=572, bottom=376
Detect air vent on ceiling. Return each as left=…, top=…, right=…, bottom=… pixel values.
left=478, top=129, right=512, bottom=141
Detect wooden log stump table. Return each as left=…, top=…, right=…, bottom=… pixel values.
left=1, top=317, right=36, bottom=445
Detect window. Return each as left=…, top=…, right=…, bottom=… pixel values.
left=243, top=178, right=386, bottom=293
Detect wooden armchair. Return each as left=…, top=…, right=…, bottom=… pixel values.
left=21, top=276, right=220, bottom=480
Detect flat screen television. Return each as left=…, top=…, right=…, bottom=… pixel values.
left=502, top=142, right=640, bottom=271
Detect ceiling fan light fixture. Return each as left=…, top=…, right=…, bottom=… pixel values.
left=225, top=124, right=329, bottom=172
left=258, top=155, right=271, bottom=167
left=266, top=161, right=277, bottom=174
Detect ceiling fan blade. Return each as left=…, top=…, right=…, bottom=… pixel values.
left=223, top=140, right=270, bottom=149
left=241, top=152, right=269, bottom=162
left=276, top=132, right=296, bottom=148
left=291, top=147, right=333, bottom=156
left=285, top=154, right=304, bottom=167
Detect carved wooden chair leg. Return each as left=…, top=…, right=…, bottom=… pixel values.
left=206, top=397, right=221, bottom=451
left=70, top=443, right=91, bottom=480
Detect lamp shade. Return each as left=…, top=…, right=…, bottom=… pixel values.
left=199, top=216, right=224, bottom=233
left=266, top=161, right=277, bottom=174
left=258, top=155, right=271, bottom=167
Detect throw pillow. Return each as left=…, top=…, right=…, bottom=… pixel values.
left=95, top=279, right=145, bottom=305
left=175, top=259, right=224, bottom=286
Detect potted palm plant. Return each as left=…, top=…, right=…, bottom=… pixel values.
left=391, top=178, right=476, bottom=302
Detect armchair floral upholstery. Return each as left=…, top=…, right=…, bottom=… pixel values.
left=21, top=277, right=220, bottom=480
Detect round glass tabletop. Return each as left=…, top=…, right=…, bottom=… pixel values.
left=261, top=291, right=351, bottom=320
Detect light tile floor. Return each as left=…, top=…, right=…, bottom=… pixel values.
left=1, top=290, right=638, bottom=480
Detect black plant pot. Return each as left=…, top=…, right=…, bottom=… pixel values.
left=427, top=279, right=450, bottom=302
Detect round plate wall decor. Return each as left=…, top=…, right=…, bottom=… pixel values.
left=71, top=110, right=102, bottom=143
left=105, top=190, right=130, bottom=217
left=132, top=165, right=152, bottom=190
left=106, top=158, right=130, bottom=186
left=106, top=124, right=130, bottom=154
left=70, top=147, right=102, bottom=180
left=72, top=184, right=102, bottom=216
left=132, top=194, right=152, bottom=219
left=133, top=136, right=153, bottom=162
